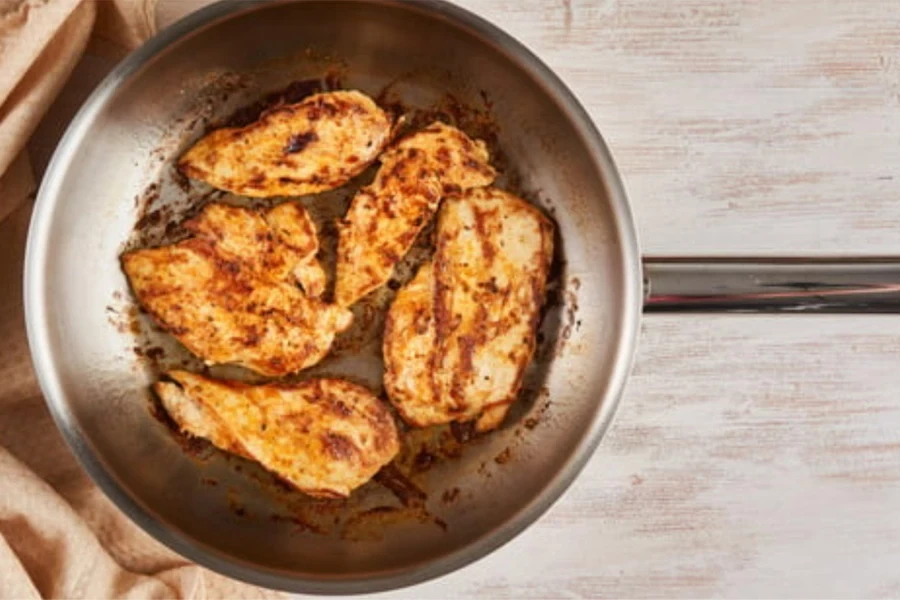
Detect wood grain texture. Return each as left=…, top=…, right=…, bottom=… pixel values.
left=321, top=2, right=899, bottom=598
left=464, top=0, right=900, bottom=257
left=79, top=1, right=900, bottom=597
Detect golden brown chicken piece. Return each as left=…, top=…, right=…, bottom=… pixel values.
left=335, top=121, right=496, bottom=307
left=122, top=202, right=350, bottom=376
left=154, top=370, right=400, bottom=498
left=382, top=262, right=440, bottom=424
left=383, top=187, right=554, bottom=432
left=186, top=201, right=327, bottom=297
left=178, top=90, right=393, bottom=198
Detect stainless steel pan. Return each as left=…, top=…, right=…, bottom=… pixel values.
left=24, top=0, right=900, bottom=594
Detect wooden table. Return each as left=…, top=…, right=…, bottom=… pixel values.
left=45, top=1, right=900, bottom=597
left=347, top=2, right=900, bottom=597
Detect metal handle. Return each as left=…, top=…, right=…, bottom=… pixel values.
left=643, top=258, right=900, bottom=313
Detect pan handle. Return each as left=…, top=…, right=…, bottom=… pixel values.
left=642, top=257, right=900, bottom=313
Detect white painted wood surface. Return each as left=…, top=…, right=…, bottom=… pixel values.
left=326, top=2, right=900, bottom=597
left=48, top=0, right=900, bottom=597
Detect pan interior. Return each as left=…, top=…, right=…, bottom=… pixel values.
left=26, top=0, right=639, bottom=592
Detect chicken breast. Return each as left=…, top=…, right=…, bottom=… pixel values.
left=122, top=202, right=350, bottom=376
left=335, top=121, right=496, bottom=307
left=382, top=262, right=439, bottom=424
left=383, top=187, right=554, bottom=432
left=178, top=90, right=393, bottom=198
left=185, top=200, right=326, bottom=297
left=154, top=370, right=400, bottom=498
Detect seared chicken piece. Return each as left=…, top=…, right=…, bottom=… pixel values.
left=382, top=262, right=440, bottom=424
left=186, top=201, right=326, bottom=297
left=261, top=201, right=326, bottom=297
left=122, top=202, right=350, bottom=376
left=178, top=90, right=393, bottom=198
left=383, top=187, right=554, bottom=432
left=335, top=121, right=496, bottom=307
left=155, top=370, right=400, bottom=498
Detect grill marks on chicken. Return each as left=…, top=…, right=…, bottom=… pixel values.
left=178, top=91, right=394, bottom=198
left=154, top=370, right=399, bottom=498
left=383, top=187, right=554, bottom=432
left=122, top=202, right=351, bottom=376
left=335, top=121, right=496, bottom=307
left=382, top=262, right=439, bottom=425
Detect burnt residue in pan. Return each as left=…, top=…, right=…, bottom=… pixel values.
left=218, top=64, right=344, bottom=130
left=373, top=464, right=427, bottom=508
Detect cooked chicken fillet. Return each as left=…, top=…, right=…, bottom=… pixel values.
left=178, top=90, right=393, bottom=198
left=261, top=201, right=326, bottom=297
left=155, top=370, right=400, bottom=498
left=383, top=187, right=554, bottom=432
left=122, top=202, right=350, bottom=376
left=335, top=121, right=496, bottom=307
left=382, top=262, right=438, bottom=424
left=185, top=201, right=326, bottom=297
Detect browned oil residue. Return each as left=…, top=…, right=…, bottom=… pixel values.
left=494, top=448, right=512, bottom=465
left=106, top=306, right=127, bottom=334
left=374, top=464, right=426, bottom=508
left=413, top=447, right=437, bottom=472
left=133, top=340, right=168, bottom=369
left=238, top=459, right=346, bottom=536
left=128, top=312, right=142, bottom=335
left=270, top=513, right=327, bottom=535
left=180, top=436, right=212, bottom=459
left=341, top=506, right=416, bottom=542
left=227, top=490, right=249, bottom=518
left=437, top=429, right=463, bottom=459
left=519, top=388, right=552, bottom=431
left=450, top=421, right=475, bottom=444
left=172, top=168, right=192, bottom=194
left=441, top=487, right=460, bottom=504
left=341, top=502, right=449, bottom=542
left=200, top=477, right=218, bottom=487
left=388, top=419, right=481, bottom=486
left=136, top=182, right=159, bottom=211
left=212, top=76, right=340, bottom=131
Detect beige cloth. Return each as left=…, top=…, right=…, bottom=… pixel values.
left=0, top=1, right=285, bottom=598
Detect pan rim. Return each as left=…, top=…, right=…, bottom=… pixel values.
left=23, top=0, right=643, bottom=594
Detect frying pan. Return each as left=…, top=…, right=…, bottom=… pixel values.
left=23, top=0, right=900, bottom=594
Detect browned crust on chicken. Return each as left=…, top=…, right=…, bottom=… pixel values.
left=383, top=187, right=554, bottom=432
left=154, top=370, right=399, bottom=498
left=121, top=202, right=350, bottom=376
left=382, top=262, right=439, bottom=425
left=178, top=90, right=393, bottom=197
left=335, top=121, right=496, bottom=307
